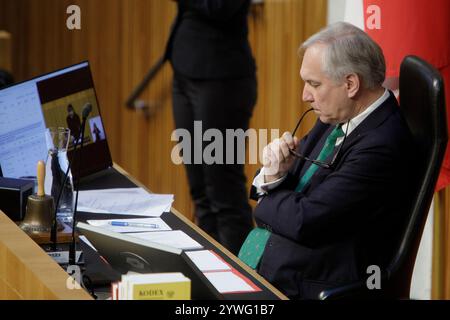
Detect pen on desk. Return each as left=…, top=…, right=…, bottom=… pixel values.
left=109, top=221, right=159, bottom=228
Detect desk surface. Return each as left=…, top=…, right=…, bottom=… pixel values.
left=77, top=164, right=288, bottom=300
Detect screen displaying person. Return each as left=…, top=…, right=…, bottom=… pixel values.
left=66, top=103, right=81, bottom=143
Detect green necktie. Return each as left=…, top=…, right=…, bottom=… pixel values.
left=238, top=227, right=271, bottom=269
left=295, top=125, right=344, bottom=192
left=239, top=125, right=344, bottom=270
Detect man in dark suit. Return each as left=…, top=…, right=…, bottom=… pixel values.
left=66, top=104, right=82, bottom=143
left=167, top=0, right=257, bottom=255
left=239, top=22, right=415, bottom=299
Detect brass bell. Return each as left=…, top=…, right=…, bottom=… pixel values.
left=20, top=160, right=63, bottom=235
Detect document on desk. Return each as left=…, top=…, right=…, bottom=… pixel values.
left=128, top=230, right=203, bottom=251
left=185, top=250, right=260, bottom=294
left=77, top=188, right=174, bottom=217
left=203, top=271, right=260, bottom=294
left=86, top=217, right=172, bottom=233
left=185, top=250, right=231, bottom=272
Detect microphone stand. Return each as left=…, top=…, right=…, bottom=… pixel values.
left=50, top=133, right=82, bottom=251
left=69, top=105, right=91, bottom=265
left=68, top=121, right=86, bottom=265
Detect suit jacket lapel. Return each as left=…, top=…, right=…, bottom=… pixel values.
left=334, top=91, right=398, bottom=158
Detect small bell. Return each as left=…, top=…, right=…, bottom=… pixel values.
left=20, top=160, right=63, bottom=235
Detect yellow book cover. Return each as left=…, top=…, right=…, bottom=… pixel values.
left=132, top=281, right=191, bottom=300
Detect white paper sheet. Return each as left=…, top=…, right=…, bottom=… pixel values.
left=203, top=271, right=256, bottom=294
left=185, top=250, right=231, bottom=272
left=77, top=188, right=174, bottom=217
left=129, top=230, right=203, bottom=250
left=86, top=217, right=172, bottom=233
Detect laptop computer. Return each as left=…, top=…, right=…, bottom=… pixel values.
left=0, top=61, right=112, bottom=179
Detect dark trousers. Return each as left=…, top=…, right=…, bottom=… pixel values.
left=172, top=73, right=257, bottom=255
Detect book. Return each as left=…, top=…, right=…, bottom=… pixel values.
left=112, top=272, right=191, bottom=300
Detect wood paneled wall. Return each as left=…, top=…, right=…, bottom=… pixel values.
left=0, top=0, right=326, bottom=219
left=0, top=30, right=11, bottom=71
left=245, top=0, right=327, bottom=197
left=433, top=187, right=450, bottom=299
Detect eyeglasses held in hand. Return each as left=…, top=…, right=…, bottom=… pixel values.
left=289, top=108, right=349, bottom=169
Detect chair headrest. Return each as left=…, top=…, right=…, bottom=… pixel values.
left=400, top=56, right=447, bottom=158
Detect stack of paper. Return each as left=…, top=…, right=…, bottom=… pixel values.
left=185, top=250, right=231, bottom=272
left=185, top=250, right=260, bottom=294
left=203, top=271, right=257, bottom=294
left=129, top=230, right=203, bottom=251
left=112, top=272, right=191, bottom=300
left=77, top=188, right=174, bottom=217
left=84, top=219, right=203, bottom=251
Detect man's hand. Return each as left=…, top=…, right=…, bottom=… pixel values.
left=262, top=132, right=299, bottom=183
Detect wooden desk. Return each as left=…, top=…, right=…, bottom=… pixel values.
left=113, top=164, right=288, bottom=300
left=0, top=210, right=92, bottom=300
left=0, top=164, right=287, bottom=300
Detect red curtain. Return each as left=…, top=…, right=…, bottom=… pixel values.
left=363, top=0, right=450, bottom=191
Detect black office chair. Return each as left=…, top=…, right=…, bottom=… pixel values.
left=319, top=55, right=448, bottom=300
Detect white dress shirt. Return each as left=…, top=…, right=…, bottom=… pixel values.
left=253, top=89, right=390, bottom=195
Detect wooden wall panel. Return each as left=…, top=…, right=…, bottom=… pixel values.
left=0, top=30, right=11, bottom=71
left=0, top=1, right=326, bottom=221
left=433, top=187, right=450, bottom=299
left=445, top=187, right=450, bottom=299
left=245, top=0, right=327, bottom=198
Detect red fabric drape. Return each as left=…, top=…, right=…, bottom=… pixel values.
left=363, top=0, right=450, bottom=190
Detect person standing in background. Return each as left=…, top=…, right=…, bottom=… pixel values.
left=166, top=0, right=257, bottom=255
left=66, top=104, right=82, bottom=144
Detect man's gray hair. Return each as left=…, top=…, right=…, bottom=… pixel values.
left=301, top=22, right=385, bottom=89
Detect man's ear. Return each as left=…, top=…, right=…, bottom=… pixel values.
left=345, top=73, right=360, bottom=98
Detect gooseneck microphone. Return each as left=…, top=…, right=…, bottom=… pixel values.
left=69, top=103, right=92, bottom=265
left=50, top=133, right=80, bottom=248
left=82, top=103, right=92, bottom=119
left=50, top=103, right=92, bottom=251
left=50, top=102, right=92, bottom=250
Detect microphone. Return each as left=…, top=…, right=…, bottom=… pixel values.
left=82, top=103, right=92, bottom=120
left=68, top=102, right=91, bottom=265
left=50, top=104, right=92, bottom=249
left=50, top=131, right=82, bottom=249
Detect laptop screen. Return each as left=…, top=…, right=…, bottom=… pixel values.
left=0, top=61, right=112, bottom=179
